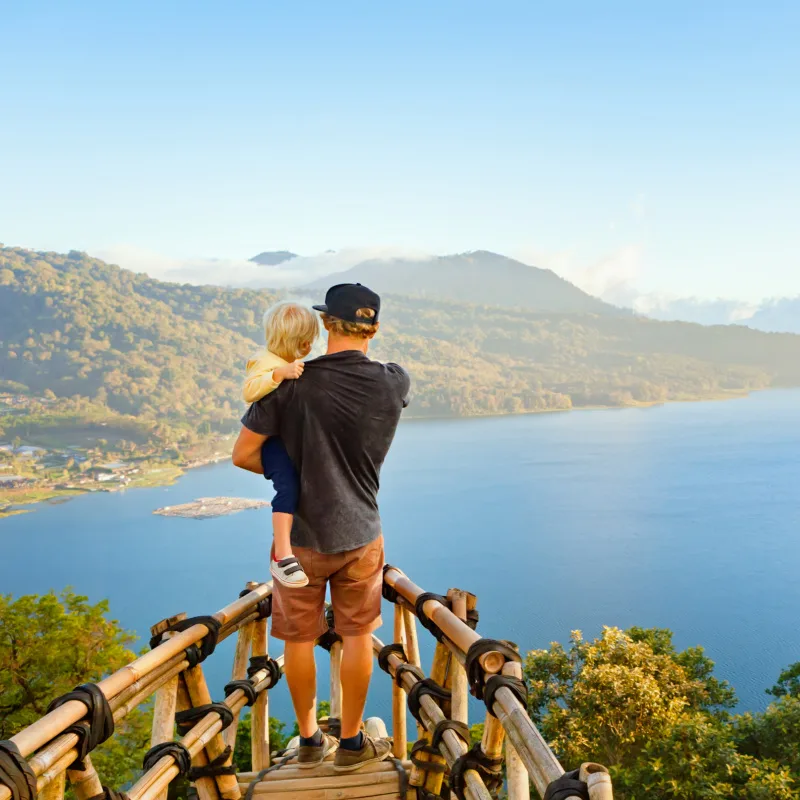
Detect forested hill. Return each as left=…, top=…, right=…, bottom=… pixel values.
left=2, top=246, right=800, bottom=442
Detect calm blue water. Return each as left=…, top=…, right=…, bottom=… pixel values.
left=1, top=389, right=799, bottom=724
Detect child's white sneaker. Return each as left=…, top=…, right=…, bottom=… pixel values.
left=271, top=556, right=309, bottom=588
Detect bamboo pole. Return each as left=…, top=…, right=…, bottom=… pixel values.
left=503, top=661, right=531, bottom=800
left=176, top=676, right=220, bottom=800
left=392, top=605, right=408, bottom=760
left=490, top=685, right=568, bottom=798
left=129, top=667, right=278, bottom=800
left=480, top=640, right=511, bottom=765
left=26, top=653, right=190, bottom=799
left=224, top=621, right=256, bottom=751
left=401, top=608, right=421, bottom=668
left=251, top=615, right=270, bottom=771
left=506, top=735, right=531, bottom=800
left=383, top=567, right=582, bottom=797
left=38, top=766, right=65, bottom=800
left=383, top=568, right=504, bottom=674
left=579, top=764, right=613, bottom=800
left=66, top=756, right=103, bottom=800
left=447, top=589, right=470, bottom=726
left=149, top=674, right=179, bottom=800
left=329, top=641, right=343, bottom=723
left=182, top=664, right=241, bottom=800
left=6, top=583, right=273, bottom=777
left=372, top=636, right=491, bottom=800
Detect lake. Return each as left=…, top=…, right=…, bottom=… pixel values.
left=2, top=389, right=799, bottom=725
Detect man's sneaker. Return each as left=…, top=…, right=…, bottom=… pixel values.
left=333, top=733, right=392, bottom=772
left=297, top=732, right=338, bottom=769
left=270, top=557, right=309, bottom=588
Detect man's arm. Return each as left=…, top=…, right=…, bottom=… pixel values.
left=232, top=426, right=268, bottom=474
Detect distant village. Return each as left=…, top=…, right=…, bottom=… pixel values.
left=0, top=392, right=231, bottom=515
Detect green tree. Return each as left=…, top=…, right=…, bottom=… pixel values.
left=524, top=628, right=798, bottom=799
left=0, top=590, right=152, bottom=787
left=525, top=627, right=698, bottom=766
left=612, top=715, right=795, bottom=799
left=232, top=710, right=290, bottom=772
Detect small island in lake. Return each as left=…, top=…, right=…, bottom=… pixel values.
left=154, top=497, right=269, bottom=520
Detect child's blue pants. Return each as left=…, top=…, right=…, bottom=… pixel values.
left=260, top=437, right=300, bottom=514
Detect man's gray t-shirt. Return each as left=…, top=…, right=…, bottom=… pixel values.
left=241, top=350, right=410, bottom=554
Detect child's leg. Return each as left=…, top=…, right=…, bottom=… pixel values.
left=272, top=513, right=293, bottom=559
left=261, top=437, right=302, bottom=566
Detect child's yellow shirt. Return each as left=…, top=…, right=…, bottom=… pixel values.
left=242, top=350, right=289, bottom=403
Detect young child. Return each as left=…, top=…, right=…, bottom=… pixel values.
left=243, top=302, right=319, bottom=588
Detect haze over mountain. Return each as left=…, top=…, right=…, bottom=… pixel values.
left=86, top=244, right=798, bottom=334
left=305, top=250, right=622, bottom=316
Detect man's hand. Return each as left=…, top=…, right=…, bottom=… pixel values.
left=274, top=361, right=305, bottom=381
left=232, top=426, right=268, bottom=473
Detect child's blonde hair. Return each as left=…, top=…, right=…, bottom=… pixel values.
left=263, top=302, right=319, bottom=361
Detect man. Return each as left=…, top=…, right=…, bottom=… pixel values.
left=232, top=282, right=410, bottom=772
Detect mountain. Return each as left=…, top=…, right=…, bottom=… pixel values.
left=1, top=246, right=800, bottom=447
left=250, top=251, right=297, bottom=266
left=305, top=250, right=622, bottom=316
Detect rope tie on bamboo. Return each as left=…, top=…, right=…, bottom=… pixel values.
left=186, top=747, right=237, bottom=781
left=243, top=749, right=298, bottom=800
left=410, top=740, right=447, bottom=774
left=0, top=741, right=36, bottom=800
left=483, top=674, right=528, bottom=717
left=46, top=683, right=115, bottom=765
left=317, top=605, right=341, bottom=651
left=224, top=679, right=258, bottom=706
left=148, top=616, right=222, bottom=666
left=377, top=642, right=406, bottom=675
left=316, top=627, right=342, bottom=652
left=175, top=703, right=234, bottom=736
left=430, top=719, right=470, bottom=750
left=87, top=788, right=130, bottom=800
left=142, top=741, right=192, bottom=776
left=389, top=757, right=410, bottom=797
left=395, top=663, right=425, bottom=687
left=464, top=639, right=521, bottom=700
left=414, top=593, right=451, bottom=642
left=449, top=743, right=503, bottom=800
left=381, top=564, right=401, bottom=603
left=238, top=589, right=271, bottom=620
left=543, top=770, right=590, bottom=800
left=407, top=679, right=451, bottom=725
left=247, top=655, right=282, bottom=686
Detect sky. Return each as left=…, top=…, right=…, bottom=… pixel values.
left=1, top=1, right=798, bottom=306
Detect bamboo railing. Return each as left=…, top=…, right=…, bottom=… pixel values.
left=0, top=581, right=280, bottom=800
left=378, top=566, right=614, bottom=800
left=1, top=568, right=613, bottom=800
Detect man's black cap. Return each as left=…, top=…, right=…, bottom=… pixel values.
left=313, top=283, right=381, bottom=324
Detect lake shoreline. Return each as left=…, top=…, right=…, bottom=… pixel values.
left=0, top=388, right=759, bottom=518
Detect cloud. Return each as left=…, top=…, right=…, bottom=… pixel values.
left=630, top=294, right=759, bottom=326
left=512, top=244, right=645, bottom=306
left=89, top=244, right=432, bottom=289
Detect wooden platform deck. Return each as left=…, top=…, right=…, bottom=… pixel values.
left=238, top=758, right=411, bottom=800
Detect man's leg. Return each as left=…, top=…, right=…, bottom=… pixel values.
left=283, top=640, right=318, bottom=737
left=340, top=633, right=374, bottom=738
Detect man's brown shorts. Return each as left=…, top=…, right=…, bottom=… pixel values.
left=271, top=536, right=384, bottom=643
